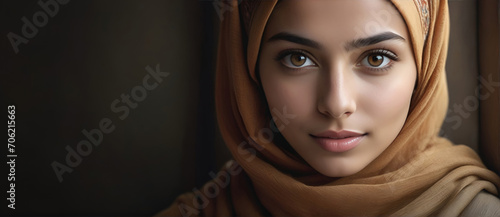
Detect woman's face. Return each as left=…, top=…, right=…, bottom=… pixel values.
left=259, top=0, right=416, bottom=177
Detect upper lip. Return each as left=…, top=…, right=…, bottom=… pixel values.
left=311, top=130, right=366, bottom=139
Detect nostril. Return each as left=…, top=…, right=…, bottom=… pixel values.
left=332, top=111, right=352, bottom=119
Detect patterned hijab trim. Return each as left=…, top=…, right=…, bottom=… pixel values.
left=414, top=0, right=431, bottom=40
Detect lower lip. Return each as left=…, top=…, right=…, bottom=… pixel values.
left=313, top=135, right=365, bottom=153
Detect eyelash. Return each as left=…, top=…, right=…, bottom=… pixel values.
left=274, top=48, right=400, bottom=72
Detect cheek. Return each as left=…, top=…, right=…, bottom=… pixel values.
left=360, top=67, right=416, bottom=132
left=260, top=70, right=318, bottom=126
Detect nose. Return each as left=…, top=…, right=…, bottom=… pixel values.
left=317, top=66, right=357, bottom=119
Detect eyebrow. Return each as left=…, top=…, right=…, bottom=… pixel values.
left=345, top=32, right=405, bottom=51
left=267, top=31, right=405, bottom=51
left=268, top=32, right=321, bottom=49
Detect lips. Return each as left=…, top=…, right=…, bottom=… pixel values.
left=311, top=130, right=367, bottom=153
left=313, top=130, right=365, bottom=139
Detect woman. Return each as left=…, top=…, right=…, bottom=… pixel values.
left=157, top=0, right=500, bottom=216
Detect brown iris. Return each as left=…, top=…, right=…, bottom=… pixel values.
left=367, top=54, right=384, bottom=67
left=290, top=54, right=307, bottom=66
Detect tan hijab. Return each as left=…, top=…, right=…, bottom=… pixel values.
left=157, top=0, right=500, bottom=216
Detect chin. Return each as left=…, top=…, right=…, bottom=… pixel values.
left=312, top=160, right=366, bottom=178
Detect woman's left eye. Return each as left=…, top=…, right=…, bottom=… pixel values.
left=358, top=50, right=398, bottom=70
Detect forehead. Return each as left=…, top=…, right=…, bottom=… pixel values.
left=264, top=0, right=408, bottom=44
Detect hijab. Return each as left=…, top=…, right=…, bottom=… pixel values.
left=157, top=0, right=500, bottom=216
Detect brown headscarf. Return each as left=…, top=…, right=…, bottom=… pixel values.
left=157, top=0, right=500, bottom=216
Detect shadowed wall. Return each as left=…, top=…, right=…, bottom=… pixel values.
left=1, top=0, right=230, bottom=215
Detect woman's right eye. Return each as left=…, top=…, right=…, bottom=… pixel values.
left=280, top=52, right=316, bottom=69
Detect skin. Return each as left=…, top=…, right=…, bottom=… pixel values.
left=259, top=0, right=417, bottom=177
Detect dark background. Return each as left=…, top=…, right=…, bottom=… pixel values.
left=1, top=0, right=231, bottom=215
left=0, top=0, right=494, bottom=216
